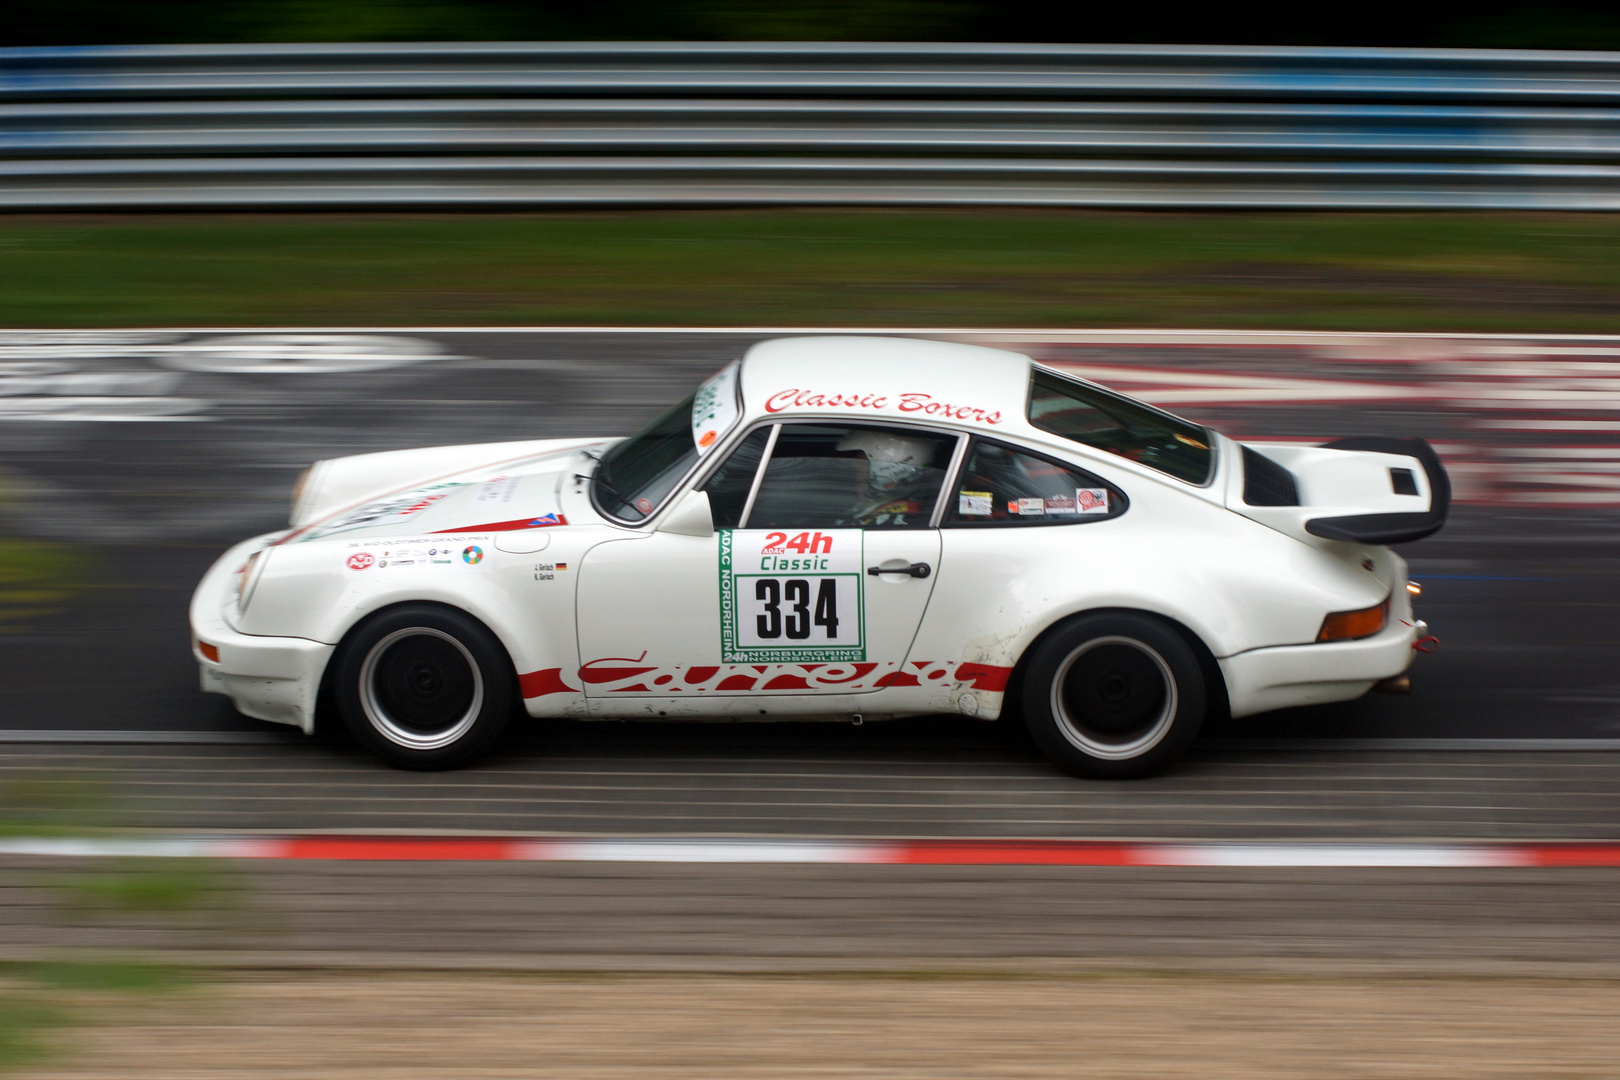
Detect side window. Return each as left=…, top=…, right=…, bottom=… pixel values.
left=745, top=423, right=959, bottom=530
left=945, top=438, right=1126, bottom=526
left=699, top=426, right=772, bottom=529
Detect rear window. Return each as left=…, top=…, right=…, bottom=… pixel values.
left=1028, top=368, right=1213, bottom=485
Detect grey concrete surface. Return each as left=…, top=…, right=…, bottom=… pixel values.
left=5, top=856, right=1619, bottom=976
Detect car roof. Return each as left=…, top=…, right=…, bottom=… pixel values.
left=738, top=336, right=1035, bottom=437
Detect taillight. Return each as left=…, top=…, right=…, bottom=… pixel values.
left=1317, top=597, right=1389, bottom=642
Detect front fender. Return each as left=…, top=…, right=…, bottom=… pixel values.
left=235, top=536, right=574, bottom=691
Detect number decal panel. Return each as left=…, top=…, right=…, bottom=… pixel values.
left=720, top=529, right=865, bottom=662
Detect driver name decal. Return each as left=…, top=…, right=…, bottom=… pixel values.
left=719, top=529, right=865, bottom=662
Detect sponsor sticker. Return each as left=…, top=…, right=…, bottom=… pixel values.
left=635, top=498, right=654, bottom=514
left=691, top=362, right=742, bottom=457
left=1077, top=488, right=1110, bottom=514
left=1017, top=497, right=1046, bottom=516
left=1044, top=494, right=1078, bottom=515
left=958, top=490, right=993, bottom=516
left=719, top=529, right=865, bottom=662
left=342, top=536, right=491, bottom=571
left=474, top=475, right=520, bottom=506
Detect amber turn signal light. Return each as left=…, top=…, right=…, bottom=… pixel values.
left=197, top=641, right=220, bottom=663
left=1316, top=599, right=1388, bottom=643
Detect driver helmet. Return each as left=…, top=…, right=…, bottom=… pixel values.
left=836, top=430, right=934, bottom=494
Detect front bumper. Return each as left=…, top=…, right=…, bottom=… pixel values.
left=189, top=535, right=331, bottom=733
left=1219, top=613, right=1421, bottom=719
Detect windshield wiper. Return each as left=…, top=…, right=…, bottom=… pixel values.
left=589, top=457, right=631, bottom=511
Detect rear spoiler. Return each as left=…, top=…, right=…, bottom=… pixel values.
left=1231, top=436, right=1451, bottom=547
left=1304, top=437, right=1451, bottom=545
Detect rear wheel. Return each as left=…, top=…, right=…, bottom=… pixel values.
left=1022, top=613, right=1205, bottom=779
left=334, top=604, right=515, bottom=770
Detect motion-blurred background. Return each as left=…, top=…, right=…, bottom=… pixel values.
left=6, top=3, right=1620, bottom=1077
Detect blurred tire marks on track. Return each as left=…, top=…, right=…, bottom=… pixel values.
left=7, top=326, right=1620, bottom=532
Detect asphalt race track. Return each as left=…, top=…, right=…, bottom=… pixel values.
left=4, top=327, right=1618, bottom=746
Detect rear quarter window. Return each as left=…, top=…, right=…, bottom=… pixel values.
left=1029, top=367, right=1212, bottom=486
left=945, top=438, right=1127, bottom=527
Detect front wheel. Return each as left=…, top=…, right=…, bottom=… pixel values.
left=334, top=604, right=516, bottom=770
left=1022, top=613, right=1205, bottom=779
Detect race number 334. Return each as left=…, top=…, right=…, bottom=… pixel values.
left=720, top=529, right=865, bottom=661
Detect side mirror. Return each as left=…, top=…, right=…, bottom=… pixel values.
left=656, top=489, right=714, bottom=538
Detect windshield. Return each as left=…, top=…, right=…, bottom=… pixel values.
left=1028, top=368, right=1213, bottom=485
left=593, top=363, right=742, bottom=522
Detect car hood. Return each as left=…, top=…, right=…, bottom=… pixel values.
left=285, top=436, right=611, bottom=544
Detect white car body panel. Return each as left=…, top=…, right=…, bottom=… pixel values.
left=574, top=527, right=941, bottom=716
left=290, top=437, right=605, bottom=529
left=192, top=335, right=1435, bottom=737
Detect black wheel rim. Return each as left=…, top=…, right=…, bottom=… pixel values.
left=358, top=628, right=484, bottom=750
left=1051, top=636, right=1177, bottom=760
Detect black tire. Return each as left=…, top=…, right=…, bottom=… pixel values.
left=1021, top=612, right=1205, bottom=779
left=333, top=604, right=516, bottom=770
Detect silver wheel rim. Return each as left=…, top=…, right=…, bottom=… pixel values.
left=1050, top=636, right=1178, bottom=761
left=358, top=627, right=485, bottom=751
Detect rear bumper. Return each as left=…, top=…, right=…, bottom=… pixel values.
left=1219, top=617, right=1419, bottom=719
left=189, top=535, right=330, bottom=734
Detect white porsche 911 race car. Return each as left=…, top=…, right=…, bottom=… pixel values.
left=191, top=336, right=1445, bottom=777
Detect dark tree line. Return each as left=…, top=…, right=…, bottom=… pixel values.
left=6, top=0, right=1620, bottom=49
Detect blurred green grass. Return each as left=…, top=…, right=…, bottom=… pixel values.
left=0, top=773, right=237, bottom=913
left=0, top=961, right=198, bottom=1073
left=0, top=538, right=87, bottom=632
left=0, top=997, right=67, bottom=1073
left=3, top=210, right=1620, bottom=330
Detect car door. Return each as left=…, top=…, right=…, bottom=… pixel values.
left=907, top=436, right=1131, bottom=717
left=575, top=420, right=960, bottom=705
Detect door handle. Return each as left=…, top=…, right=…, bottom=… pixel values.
left=867, top=562, right=931, bottom=579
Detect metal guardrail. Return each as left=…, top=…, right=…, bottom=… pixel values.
left=4, top=42, right=1620, bottom=208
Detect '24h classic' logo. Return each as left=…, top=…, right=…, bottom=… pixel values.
left=718, top=529, right=865, bottom=663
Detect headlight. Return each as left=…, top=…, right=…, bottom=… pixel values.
left=235, top=549, right=270, bottom=613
